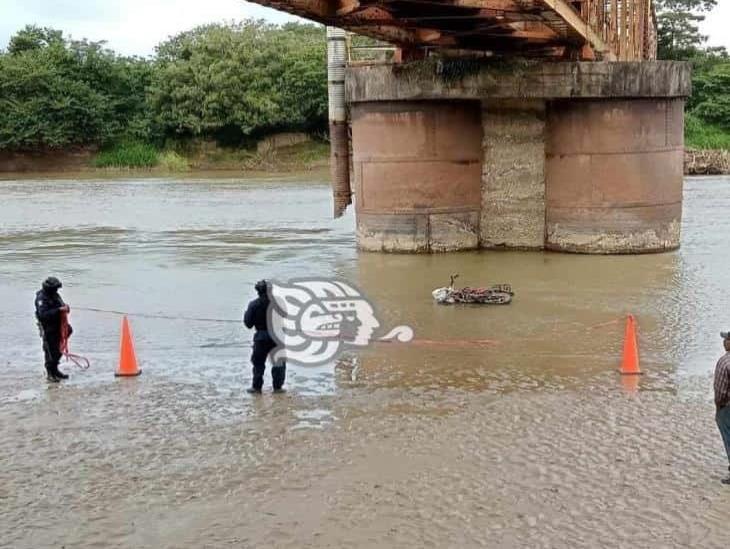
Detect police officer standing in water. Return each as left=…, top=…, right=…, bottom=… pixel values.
left=34, top=277, right=72, bottom=382
left=243, top=280, right=286, bottom=394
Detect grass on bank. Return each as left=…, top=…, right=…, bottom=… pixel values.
left=93, top=142, right=159, bottom=168
left=179, top=139, right=330, bottom=171
left=685, top=114, right=730, bottom=150
left=93, top=142, right=189, bottom=171
left=92, top=139, right=328, bottom=172
left=157, top=150, right=190, bottom=171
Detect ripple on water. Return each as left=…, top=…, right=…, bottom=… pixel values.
left=2, top=176, right=730, bottom=547
left=0, top=388, right=42, bottom=405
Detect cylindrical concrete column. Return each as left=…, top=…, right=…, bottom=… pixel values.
left=351, top=101, right=483, bottom=252
left=546, top=98, right=684, bottom=253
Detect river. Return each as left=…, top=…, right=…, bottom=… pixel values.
left=1, top=173, right=730, bottom=548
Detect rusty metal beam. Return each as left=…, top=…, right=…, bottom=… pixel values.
left=344, top=6, right=393, bottom=21
left=243, top=0, right=623, bottom=59
left=468, top=28, right=558, bottom=40
left=449, top=0, right=527, bottom=9
left=383, top=0, right=531, bottom=10
left=263, top=0, right=333, bottom=17
left=356, top=17, right=559, bottom=40
left=537, top=0, right=616, bottom=59
left=378, top=0, right=543, bottom=15
left=336, top=0, right=361, bottom=16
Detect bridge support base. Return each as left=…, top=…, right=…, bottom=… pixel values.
left=347, top=61, right=690, bottom=254
left=545, top=98, right=684, bottom=253
left=352, top=101, right=482, bottom=252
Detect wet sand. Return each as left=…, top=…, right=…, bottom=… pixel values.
left=1, top=174, right=730, bottom=548
left=3, top=373, right=729, bottom=548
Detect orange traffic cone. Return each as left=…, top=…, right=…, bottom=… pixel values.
left=115, top=316, right=141, bottom=377
left=620, top=314, right=642, bottom=375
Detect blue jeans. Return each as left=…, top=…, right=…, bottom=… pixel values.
left=716, top=406, right=730, bottom=466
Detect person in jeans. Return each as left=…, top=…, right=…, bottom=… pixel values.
left=714, top=331, right=730, bottom=484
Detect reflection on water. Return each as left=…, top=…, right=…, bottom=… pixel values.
left=1, top=173, right=730, bottom=548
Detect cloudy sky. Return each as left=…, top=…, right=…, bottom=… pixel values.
left=0, top=0, right=296, bottom=56
left=1, top=0, right=728, bottom=56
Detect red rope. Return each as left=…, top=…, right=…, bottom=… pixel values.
left=59, top=311, right=90, bottom=370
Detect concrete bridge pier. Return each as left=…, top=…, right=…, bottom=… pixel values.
left=346, top=61, right=690, bottom=254
left=545, top=98, right=684, bottom=253
left=352, top=101, right=483, bottom=252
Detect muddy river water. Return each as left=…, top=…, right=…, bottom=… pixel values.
left=1, top=173, right=730, bottom=548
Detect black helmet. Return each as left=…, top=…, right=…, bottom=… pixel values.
left=255, top=279, right=268, bottom=296
left=42, top=276, right=62, bottom=292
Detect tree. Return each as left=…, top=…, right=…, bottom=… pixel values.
left=655, top=0, right=717, bottom=59
left=690, top=55, right=730, bottom=130
left=0, top=21, right=328, bottom=152
left=148, top=21, right=327, bottom=144
left=0, top=27, right=153, bottom=150
left=7, top=25, right=64, bottom=55
left=652, top=0, right=730, bottom=148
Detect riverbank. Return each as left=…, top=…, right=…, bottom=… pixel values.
left=685, top=148, right=730, bottom=175
left=0, top=141, right=331, bottom=175
left=2, top=144, right=729, bottom=176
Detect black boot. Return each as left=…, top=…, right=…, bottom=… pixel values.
left=250, top=359, right=265, bottom=395
left=50, top=363, right=69, bottom=380
left=272, top=362, right=286, bottom=392
left=45, top=364, right=60, bottom=382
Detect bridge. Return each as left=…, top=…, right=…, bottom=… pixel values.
left=246, top=1, right=690, bottom=255
left=249, top=0, right=656, bottom=60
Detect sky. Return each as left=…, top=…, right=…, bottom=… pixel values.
left=0, top=0, right=728, bottom=57
left=0, top=0, right=298, bottom=56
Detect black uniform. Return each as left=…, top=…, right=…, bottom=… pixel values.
left=35, top=288, right=71, bottom=379
left=243, top=293, right=285, bottom=392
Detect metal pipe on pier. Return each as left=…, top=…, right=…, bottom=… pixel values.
left=327, top=27, right=351, bottom=218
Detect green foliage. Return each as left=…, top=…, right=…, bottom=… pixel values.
left=689, top=54, right=730, bottom=129
left=685, top=114, right=730, bottom=149
left=7, top=25, right=64, bottom=54
left=656, top=0, right=717, bottom=60
left=654, top=2, right=730, bottom=150
left=93, top=142, right=159, bottom=168
left=283, top=140, right=330, bottom=165
left=157, top=150, right=189, bottom=171
left=680, top=49, right=730, bottom=149
left=149, top=20, right=327, bottom=142
left=0, top=25, right=153, bottom=151
left=0, top=20, right=326, bottom=153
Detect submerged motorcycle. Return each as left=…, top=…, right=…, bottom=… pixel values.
left=432, top=274, right=514, bottom=305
